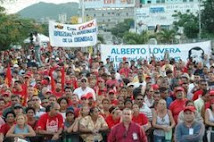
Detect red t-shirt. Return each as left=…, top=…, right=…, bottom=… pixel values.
left=132, top=113, right=148, bottom=126
left=37, top=113, right=63, bottom=132
left=0, top=123, right=13, bottom=135
left=105, top=115, right=120, bottom=129
left=169, top=99, right=187, bottom=123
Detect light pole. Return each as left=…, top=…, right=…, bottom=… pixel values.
left=81, top=0, right=85, bottom=23
left=198, top=0, right=202, bottom=40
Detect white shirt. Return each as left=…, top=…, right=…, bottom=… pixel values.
left=73, top=87, right=96, bottom=100
left=140, top=103, right=152, bottom=121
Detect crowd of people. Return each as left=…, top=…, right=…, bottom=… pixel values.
left=0, top=45, right=213, bottom=142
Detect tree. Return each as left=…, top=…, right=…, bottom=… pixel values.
left=157, top=29, right=176, bottom=44
left=0, top=6, right=43, bottom=50
left=173, top=12, right=199, bottom=39
left=201, top=0, right=214, bottom=34
left=110, top=18, right=134, bottom=38
left=123, top=31, right=149, bottom=45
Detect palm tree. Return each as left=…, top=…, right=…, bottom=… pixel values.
left=157, top=29, right=176, bottom=44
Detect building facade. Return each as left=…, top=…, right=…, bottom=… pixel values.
left=141, top=0, right=198, bottom=4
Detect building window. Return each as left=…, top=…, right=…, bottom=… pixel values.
left=126, top=13, right=129, bottom=16
left=183, top=0, right=187, bottom=2
left=108, top=19, right=111, bottom=22
left=161, top=0, right=165, bottom=3
left=102, top=14, right=104, bottom=16
left=189, top=0, right=193, bottom=1
left=94, top=14, right=96, bottom=17
left=157, top=0, right=160, bottom=3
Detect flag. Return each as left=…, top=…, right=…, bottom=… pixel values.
left=5, top=64, right=12, bottom=87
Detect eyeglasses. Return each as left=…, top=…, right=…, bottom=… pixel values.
left=55, top=109, right=60, bottom=111
left=137, top=98, right=143, bottom=100
left=42, top=102, right=48, bottom=104
left=81, top=80, right=87, bottom=83
left=32, top=99, right=39, bottom=101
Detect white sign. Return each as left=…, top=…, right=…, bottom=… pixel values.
left=83, top=0, right=135, bottom=9
left=49, top=19, right=98, bottom=47
left=101, top=41, right=211, bottom=68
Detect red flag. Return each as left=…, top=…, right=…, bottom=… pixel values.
left=61, top=66, right=65, bottom=91
left=5, top=64, right=12, bottom=87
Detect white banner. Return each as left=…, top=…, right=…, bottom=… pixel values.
left=49, top=19, right=98, bottom=47
left=101, top=41, right=211, bottom=68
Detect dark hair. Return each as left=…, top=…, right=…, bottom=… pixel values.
left=5, top=111, right=16, bottom=119
left=124, top=99, right=133, bottom=105
left=89, top=107, right=98, bottom=115
left=25, top=107, right=36, bottom=114
left=57, top=97, right=69, bottom=105
left=185, top=100, right=194, bottom=106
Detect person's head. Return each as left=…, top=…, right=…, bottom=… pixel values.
left=174, top=87, right=185, bottom=99
left=81, top=77, right=88, bottom=88
left=122, top=108, right=132, bottom=123
left=102, top=98, right=110, bottom=111
left=153, top=90, right=161, bottom=103
left=159, top=87, right=168, bottom=99
left=5, top=111, right=16, bottom=123
left=81, top=106, right=89, bottom=117
left=25, top=107, right=35, bottom=119
left=57, top=97, right=68, bottom=110
left=134, top=94, right=144, bottom=107
left=157, top=99, right=167, bottom=111
left=31, top=95, right=41, bottom=108
left=41, top=98, right=49, bottom=108
left=194, top=73, right=201, bottom=82
left=185, top=100, right=194, bottom=107
left=71, top=94, right=79, bottom=105
left=14, top=104, right=23, bottom=115
left=110, top=70, right=116, bottom=79
left=64, top=87, right=73, bottom=98
left=89, top=107, right=99, bottom=118
left=49, top=102, right=60, bottom=116
left=132, top=103, right=140, bottom=113
left=0, top=98, right=6, bottom=109
left=199, top=80, right=208, bottom=90
left=109, top=106, right=121, bottom=119
left=108, top=90, right=116, bottom=101
left=11, top=95, right=20, bottom=106
left=16, top=114, right=27, bottom=126
left=65, top=110, right=75, bottom=122
left=49, top=95, right=57, bottom=104
left=124, top=99, right=133, bottom=109
left=183, top=106, right=196, bottom=123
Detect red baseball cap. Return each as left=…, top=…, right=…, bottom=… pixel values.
left=210, top=99, right=214, bottom=104
left=123, top=57, right=127, bottom=61
left=183, top=106, right=196, bottom=112
left=174, top=87, right=184, bottom=93
left=210, top=90, right=214, bottom=96
left=86, top=92, right=93, bottom=99
left=108, top=90, right=115, bottom=94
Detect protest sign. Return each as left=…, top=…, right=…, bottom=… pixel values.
left=100, top=41, right=211, bottom=68
left=49, top=19, right=98, bottom=47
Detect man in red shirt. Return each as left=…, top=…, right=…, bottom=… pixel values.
left=37, top=102, right=63, bottom=141
left=192, top=80, right=208, bottom=101
left=169, top=87, right=187, bottom=123
left=0, top=111, right=15, bottom=142
left=108, top=108, right=148, bottom=142
left=119, top=62, right=131, bottom=78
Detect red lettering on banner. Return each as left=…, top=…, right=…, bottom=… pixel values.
left=79, top=21, right=95, bottom=30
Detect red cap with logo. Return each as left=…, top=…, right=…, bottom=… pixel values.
left=183, top=106, right=196, bottom=112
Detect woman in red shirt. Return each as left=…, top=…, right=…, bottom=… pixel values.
left=105, top=106, right=121, bottom=129
left=132, top=104, right=151, bottom=131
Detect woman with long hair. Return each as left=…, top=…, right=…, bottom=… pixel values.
left=152, top=99, right=175, bottom=142
left=6, top=114, right=36, bottom=141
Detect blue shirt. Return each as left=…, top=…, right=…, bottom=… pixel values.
left=175, top=121, right=204, bottom=142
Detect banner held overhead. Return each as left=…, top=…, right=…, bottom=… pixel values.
left=49, top=19, right=98, bottom=47
left=100, top=41, right=211, bottom=69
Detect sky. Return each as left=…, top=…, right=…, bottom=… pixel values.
left=2, top=0, right=79, bottom=14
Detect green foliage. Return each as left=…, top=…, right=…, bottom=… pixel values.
left=201, top=0, right=214, bottom=34
left=157, top=29, right=176, bottom=44
left=110, top=19, right=134, bottom=38
left=173, top=12, right=199, bottom=39
left=0, top=6, right=43, bottom=51
left=98, top=34, right=105, bottom=44
left=123, top=31, right=149, bottom=45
